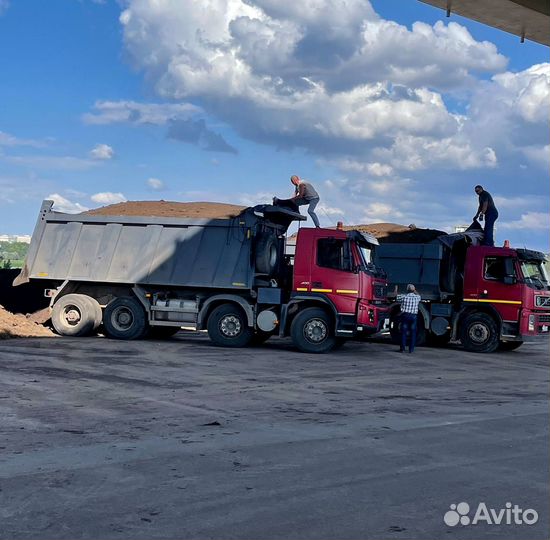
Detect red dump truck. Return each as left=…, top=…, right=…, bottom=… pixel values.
left=374, top=231, right=550, bottom=353
left=15, top=200, right=388, bottom=353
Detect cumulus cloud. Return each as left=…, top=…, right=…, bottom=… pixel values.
left=146, top=177, right=165, bottom=191
left=500, top=212, right=550, bottom=230
left=47, top=193, right=89, bottom=213
left=0, top=130, right=44, bottom=148
left=90, top=192, right=127, bottom=205
left=90, top=143, right=114, bottom=160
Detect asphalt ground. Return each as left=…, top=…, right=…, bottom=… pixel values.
left=0, top=333, right=548, bottom=540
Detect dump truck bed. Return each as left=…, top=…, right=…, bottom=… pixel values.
left=15, top=200, right=303, bottom=290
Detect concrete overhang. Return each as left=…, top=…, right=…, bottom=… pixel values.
left=419, top=0, right=550, bottom=46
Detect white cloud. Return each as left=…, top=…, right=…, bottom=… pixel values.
left=90, top=143, right=115, bottom=160
left=500, top=212, right=550, bottom=231
left=83, top=100, right=200, bottom=125
left=47, top=193, right=89, bottom=213
left=90, top=192, right=127, bottom=205
left=0, top=130, right=44, bottom=148
left=146, top=177, right=165, bottom=190
left=0, top=0, right=8, bottom=16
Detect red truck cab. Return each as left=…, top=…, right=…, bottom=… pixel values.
left=461, top=246, right=550, bottom=350
left=283, top=227, right=388, bottom=351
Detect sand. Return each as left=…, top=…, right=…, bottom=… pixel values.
left=0, top=305, right=55, bottom=339
left=337, top=223, right=446, bottom=243
left=84, top=201, right=247, bottom=219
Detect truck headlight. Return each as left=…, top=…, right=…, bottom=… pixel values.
left=528, top=314, right=535, bottom=331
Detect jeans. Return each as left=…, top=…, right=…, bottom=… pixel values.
left=296, top=197, right=320, bottom=227
left=400, top=313, right=417, bottom=353
left=482, top=210, right=498, bottom=246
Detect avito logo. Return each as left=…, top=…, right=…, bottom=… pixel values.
left=444, top=502, right=538, bottom=527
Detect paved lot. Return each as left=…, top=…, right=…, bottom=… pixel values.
left=0, top=333, right=548, bottom=540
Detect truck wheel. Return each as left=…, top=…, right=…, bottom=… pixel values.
left=460, top=312, right=499, bottom=353
left=255, top=235, right=278, bottom=275
left=499, top=341, right=523, bottom=352
left=103, top=296, right=148, bottom=340
left=207, top=303, right=253, bottom=347
left=290, top=307, right=336, bottom=353
left=51, top=294, right=97, bottom=337
left=85, top=296, right=103, bottom=333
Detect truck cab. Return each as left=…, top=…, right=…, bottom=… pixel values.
left=462, top=246, right=550, bottom=350
left=283, top=227, right=388, bottom=351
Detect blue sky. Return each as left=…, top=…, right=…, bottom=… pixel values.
left=0, top=0, right=548, bottom=251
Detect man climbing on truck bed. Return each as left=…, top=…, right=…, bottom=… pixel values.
left=474, top=185, right=499, bottom=246
left=290, top=175, right=321, bottom=228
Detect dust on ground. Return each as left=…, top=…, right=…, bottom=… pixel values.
left=84, top=201, right=247, bottom=219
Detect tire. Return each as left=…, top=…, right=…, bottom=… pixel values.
left=207, top=303, right=253, bottom=347
left=103, top=296, right=148, bottom=340
left=255, top=234, right=279, bottom=275
left=85, top=296, right=103, bottom=333
left=148, top=326, right=181, bottom=339
left=51, top=294, right=97, bottom=337
left=389, top=310, right=426, bottom=347
left=290, top=307, right=336, bottom=353
left=499, top=341, right=523, bottom=351
left=460, top=312, right=499, bottom=353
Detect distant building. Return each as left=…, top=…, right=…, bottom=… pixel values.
left=0, top=234, right=32, bottom=244
left=454, top=225, right=469, bottom=233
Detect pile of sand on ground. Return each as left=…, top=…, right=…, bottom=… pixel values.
left=84, top=201, right=247, bottom=219
left=0, top=305, right=55, bottom=339
left=335, top=223, right=446, bottom=243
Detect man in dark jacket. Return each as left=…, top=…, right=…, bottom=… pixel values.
left=290, top=175, right=321, bottom=228
left=474, top=185, right=499, bottom=246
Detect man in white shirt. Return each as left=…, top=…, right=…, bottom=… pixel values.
left=396, top=283, right=421, bottom=353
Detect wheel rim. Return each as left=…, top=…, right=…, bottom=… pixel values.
left=468, top=322, right=490, bottom=344
left=111, top=306, right=134, bottom=332
left=304, top=318, right=327, bottom=343
left=63, top=305, right=82, bottom=326
left=220, top=315, right=241, bottom=337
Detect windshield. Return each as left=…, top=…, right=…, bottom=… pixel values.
left=359, top=246, right=373, bottom=265
left=520, top=260, right=549, bottom=290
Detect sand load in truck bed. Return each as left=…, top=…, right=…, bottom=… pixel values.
left=84, top=201, right=246, bottom=219
left=335, top=223, right=446, bottom=244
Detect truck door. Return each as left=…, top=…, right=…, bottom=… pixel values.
left=474, top=253, right=522, bottom=321
left=311, top=237, right=360, bottom=314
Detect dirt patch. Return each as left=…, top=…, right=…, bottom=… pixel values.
left=84, top=201, right=247, bottom=219
left=0, top=305, right=55, bottom=339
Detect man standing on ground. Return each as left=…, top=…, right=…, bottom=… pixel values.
left=395, top=284, right=421, bottom=353
left=474, top=185, right=499, bottom=246
left=290, top=175, right=321, bottom=228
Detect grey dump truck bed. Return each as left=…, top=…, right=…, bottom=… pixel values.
left=15, top=200, right=304, bottom=290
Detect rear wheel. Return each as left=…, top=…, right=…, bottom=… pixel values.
left=207, top=303, right=253, bottom=347
left=290, top=307, right=335, bottom=353
left=460, top=312, right=499, bottom=353
left=499, top=341, right=523, bottom=351
left=103, top=296, right=148, bottom=340
left=51, top=294, right=98, bottom=337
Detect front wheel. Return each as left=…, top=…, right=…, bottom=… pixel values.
left=290, top=307, right=335, bottom=353
left=460, top=312, right=499, bottom=353
left=103, top=296, right=148, bottom=340
left=207, top=303, right=253, bottom=347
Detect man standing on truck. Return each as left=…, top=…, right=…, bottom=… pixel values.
left=290, top=175, right=321, bottom=228
left=395, top=284, right=421, bottom=353
left=474, top=185, right=499, bottom=246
